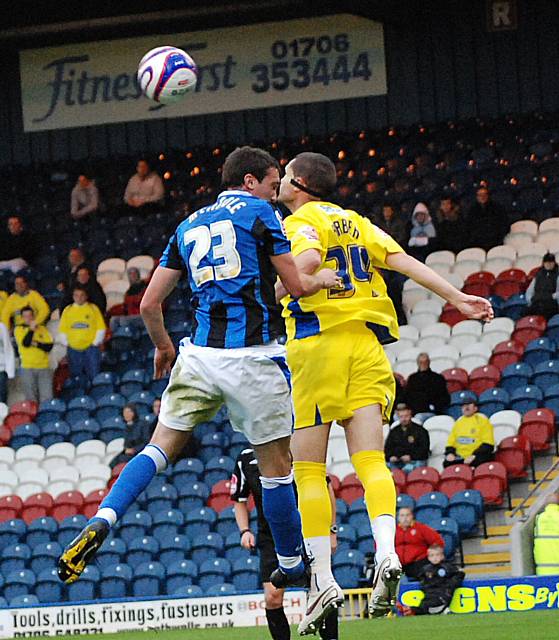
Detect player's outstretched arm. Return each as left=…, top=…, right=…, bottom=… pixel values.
left=385, top=252, right=494, bottom=322
left=271, top=250, right=341, bottom=299
left=140, top=266, right=182, bottom=378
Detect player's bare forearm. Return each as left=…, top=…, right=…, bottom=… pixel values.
left=233, top=502, right=250, bottom=532
left=386, top=251, right=494, bottom=321
left=140, top=266, right=181, bottom=348
left=273, top=249, right=342, bottom=300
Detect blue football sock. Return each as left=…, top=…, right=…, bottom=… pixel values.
left=94, top=444, right=168, bottom=524
left=261, top=474, right=303, bottom=574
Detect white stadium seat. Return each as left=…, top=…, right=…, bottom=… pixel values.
left=384, top=339, right=416, bottom=359
left=104, top=279, right=129, bottom=308
left=45, top=442, right=76, bottom=462
left=490, top=409, right=522, bottom=430
left=77, top=479, right=108, bottom=496
left=0, top=447, right=15, bottom=465
left=18, top=468, right=49, bottom=487
left=328, top=461, right=354, bottom=481
left=50, top=466, right=80, bottom=484
left=0, top=402, right=8, bottom=422
left=12, top=461, right=38, bottom=478
left=417, top=336, right=448, bottom=352
left=16, top=483, right=45, bottom=500
left=430, top=356, right=457, bottom=373
left=486, top=245, right=517, bottom=261
left=452, top=320, right=483, bottom=338
left=481, top=332, right=510, bottom=351
left=76, top=440, right=106, bottom=459
left=539, top=218, right=559, bottom=233
left=106, top=438, right=126, bottom=457
left=80, top=464, right=111, bottom=483
left=483, top=317, right=514, bottom=335
left=394, top=361, right=419, bottom=378
left=15, top=444, right=45, bottom=463
left=428, top=454, right=446, bottom=471
left=426, top=250, right=455, bottom=268
left=423, top=415, right=455, bottom=433
left=537, top=230, right=559, bottom=252
left=42, top=457, right=71, bottom=473
left=408, top=312, right=440, bottom=331
left=412, top=298, right=444, bottom=316
left=456, top=248, right=486, bottom=263
left=505, top=232, right=534, bottom=250
left=514, top=255, right=541, bottom=273
left=126, top=255, right=155, bottom=279
left=516, top=241, right=547, bottom=258
left=493, top=424, right=518, bottom=443
left=0, top=470, right=18, bottom=489
left=398, top=325, right=420, bottom=342
left=97, top=257, right=126, bottom=280
left=49, top=481, right=77, bottom=498
left=420, top=322, right=452, bottom=340
left=484, top=257, right=514, bottom=275
left=429, top=430, right=451, bottom=455
left=510, top=220, right=538, bottom=237
left=452, top=260, right=483, bottom=279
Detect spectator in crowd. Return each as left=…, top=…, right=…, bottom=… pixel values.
left=148, top=397, right=161, bottom=434
left=398, top=544, right=464, bottom=616
left=404, top=353, right=450, bottom=415
left=443, top=400, right=494, bottom=468
left=381, top=268, right=406, bottom=326
left=109, top=403, right=152, bottom=468
left=524, top=253, right=559, bottom=319
left=70, top=173, right=100, bottom=220
left=1, top=275, right=50, bottom=331
left=533, top=492, right=559, bottom=576
left=385, top=403, right=430, bottom=473
left=466, top=187, right=509, bottom=251
left=374, top=203, right=408, bottom=246
left=408, top=202, right=436, bottom=261
left=124, top=267, right=147, bottom=313
left=123, top=159, right=165, bottom=214
left=395, top=507, right=445, bottom=579
left=14, top=306, right=53, bottom=404
left=0, top=215, right=39, bottom=273
left=435, top=197, right=465, bottom=254
left=63, top=248, right=89, bottom=284
left=61, top=266, right=106, bottom=315
left=0, top=290, right=7, bottom=317
left=0, top=321, right=15, bottom=403
left=58, top=286, right=106, bottom=385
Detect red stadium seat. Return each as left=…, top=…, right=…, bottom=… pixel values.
left=468, top=365, right=501, bottom=395
left=0, top=495, right=23, bottom=522
left=492, top=269, right=527, bottom=299
left=9, top=400, right=38, bottom=419
left=490, top=340, right=525, bottom=371
left=405, top=466, right=440, bottom=501
left=472, top=462, right=509, bottom=506
left=511, top=315, right=547, bottom=346
left=462, top=272, right=495, bottom=297
left=3, top=413, right=34, bottom=431
left=440, top=304, right=466, bottom=327
left=338, top=473, right=364, bottom=503
left=391, top=468, right=407, bottom=495
left=210, top=479, right=232, bottom=497
left=0, top=427, right=11, bottom=445
left=21, top=493, right=54, bottom=523
left=328, top=475, right=341, bottom=496
left=207, top=479, right=233, bottom=511
left=51, top=491, right=85, bottom=521
left=83, top=489, right=109, bottom=518
left=442, top=368, right=469, bottom=393
left=519, top=408, right=556, bottom=452
left=437, top=464, right=473, bottom=498
left=495, top=435, right=533, bottom=479
left=111, top=462, right=127, bottom=479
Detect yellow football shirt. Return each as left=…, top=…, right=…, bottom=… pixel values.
left=14, top=325, right=53, bottom=369
left=59, top=302, right=106, bottom=351
left=446, top=413, right=495, bottom=458
left=1, top=290, right=50, bottom=329
left=282, top=201, right=403, bottom=342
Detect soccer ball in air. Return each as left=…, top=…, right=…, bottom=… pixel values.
left=138, top=46, right=198, bottom=104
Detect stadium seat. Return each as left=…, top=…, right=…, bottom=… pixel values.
left=166, top=559, right=198, bottom=594
left=158, top=534, right=191, bottom=566
left=493, top=269, right=527, bottom=299
left=30, top=542, right=62, bottom=575
left=414, top=492, right=449, bottom=524
left=151, top=509, right=184, bottom=540
left=95, top=393, right=126, bottom=422
left=3, top=569, right=36, bottom=601
left=36, top=567, right=64, bottom=604
left=215, top=506, right=237, bottom=537
left=441, top=368, right=469, bottom=393
left=472, top=462, right=510, bottom=507
left=438, top=464, right=473, bottom=499
left=127, top=535, right=160, bottom=566
left=500, top=362, right=533, bottom=392
left=20, top=493, right=54, bottom=524
left=434, top=517, right=460, bottom=558
left=332, top=549, right=365, bottom=589
left=477, top=387, right=510, bottom=417
left=511, top=315, right=547, bottom=345
left=144, top=483, right=178, bottom=516
left=191, top=531, right=224, bottom=564
left=231, top=556, right=260, bottom=592
left=495, top=435, right=534, bottom=480
left=15, top=444, right=45, bottom=463
left=132, top=561, right=166, bottom=597
left=532, top=360, right=559, bottom=388
left=172, top=457, right=204, bottom=483
left=501, top=293, right=528, bottom=321
left=448, top=390, right=478, bottom=419
left=50, top=491, right=85, bottom=521
left=100, top=564, right=132, bottom=599
left=66, top=564, right=100, bottom=601
left=404, top=467, right=440, bottom=501
left=66, top=396, right=97, bottom=423
left=198, top=558, right=232, bottom=591
left=1, top=543, right=32, bottom=575
left=519, top=408, right=556, bottom=452
left=390, top=468, right=406, bottom=495
left=448, top=490, right=483, bottom=535
left=468, top=365, right=501, bottom=395
left=26, top=517, right=58, bottom=546
left=119, top=510, right=153, bottom=544
left=510, top=385, right=544, bottom=413
left=96, top=538, right=127, bottom=570
left=82, top=489, right=108, bottom=519
left=57, top=514, right=88, bottom=546
left=339, top=473, right=365, bottom=503
left=184, top=507, right=217, bottom=539
left=523, top=337, right=555, bottom=366
left=0, top=496, right=23, bottom=522
left=206, top=583, right=237, bottom=596
left=176, top=481, right=210, bottom=512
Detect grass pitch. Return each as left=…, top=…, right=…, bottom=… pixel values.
left=56, top=610, right=557, bottom=640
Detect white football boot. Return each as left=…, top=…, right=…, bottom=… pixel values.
left=298, top=575, right=344, bottom=636
left=368, top=552, right=402, bottom=618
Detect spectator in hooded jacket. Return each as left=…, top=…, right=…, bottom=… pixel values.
left=435, top=197, right=466, bottom=254
left=385, top=403, right=430, bottom=473
left=408, top=202, right=436, bottom=261
left=466, top=187, right=509, bottom=251
left=404, top=353, right=450, bottom=415
left=395, top=507, right=445, bottom=579
left=374, top=203, right=408, bottom=246
left=524, top=253, right=559, bottom=320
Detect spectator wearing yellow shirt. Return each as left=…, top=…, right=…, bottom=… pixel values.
left=1, top=276, right=50, bottom=331
left=58, top=286, right=106, bottom=385
left=14, top=307, right=53, bottom=404
left=0, top=320, right=15, bottom=403
left=443, top=401, right=495, bottom=468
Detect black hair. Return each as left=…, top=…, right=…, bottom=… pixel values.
left=290, top=152, right=336, bottom=198
left=221, top=146, right=280, bottom=188
left=72, top=285, right=89, bottom=298
left=123, top=403, right=139, bottom=422
left=20, top=306, right=34, bottom=315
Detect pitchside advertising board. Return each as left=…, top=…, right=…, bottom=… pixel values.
left=19, top=14, right=387, bottom=133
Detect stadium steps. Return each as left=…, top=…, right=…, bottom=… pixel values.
left=464, top=563, right=511, bottom=577
left=464, top=550, right=510, bottom=564
left=486, top=524, right=511, bottom=536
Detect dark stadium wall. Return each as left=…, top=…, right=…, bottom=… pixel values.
left=0, top=0, right=557, bottom=165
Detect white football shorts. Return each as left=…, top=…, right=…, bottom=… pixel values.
left=159, top=338, right=293, bottom=445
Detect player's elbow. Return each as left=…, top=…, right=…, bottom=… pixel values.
left=139, top=296, right=159, bottom=316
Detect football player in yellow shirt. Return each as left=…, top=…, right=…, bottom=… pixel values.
left=277, top=152, right=493, bottom=632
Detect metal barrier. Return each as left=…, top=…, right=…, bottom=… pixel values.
left=341, top=588, right=372, bottom=620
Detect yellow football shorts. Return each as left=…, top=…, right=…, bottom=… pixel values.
left=286, top=321, right=395, bottom=428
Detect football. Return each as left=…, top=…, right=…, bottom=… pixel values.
left=137, top=46, right=198, bottom=105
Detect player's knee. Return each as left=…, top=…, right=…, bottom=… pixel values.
left=265, top=588, right=284, bottom=609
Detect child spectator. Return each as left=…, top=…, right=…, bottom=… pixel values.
left=58, top=286, right=106, bottom=385
left=396, top=507, right=445, bottom=579
left=70, top=174, right=100, bottom=220
left=385, top=403, right=430, bottom=473
left=1, top=275, right=50, bottom=331
left=399, top=544, right=464, bottom=615
left=14, top=306, right=53, bottom=404
left=109, top=403, right=152, bottom=468
left=444, top=400, right=494, bottom=468
left=408, top=202, right=436, bottom=261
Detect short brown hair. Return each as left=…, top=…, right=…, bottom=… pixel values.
left=221, top=146, right=279, bottom=187
left=290, top=152, right=336, bottom=198
left=428, top=544, right=444, bottom=552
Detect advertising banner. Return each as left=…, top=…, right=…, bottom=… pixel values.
left=19, top=14, right=386, bottom=132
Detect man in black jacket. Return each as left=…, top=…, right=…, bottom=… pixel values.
left=385, top=403, right=430, bottom=472
left=466, top=187, right=509, bottom=251
left=525, top=253, right=559, bottom=319
left=404, top=353, right=450, bottom=415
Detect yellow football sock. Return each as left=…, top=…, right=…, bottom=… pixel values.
left=351, top=450, right=396, bottom=520
left=293, top=461, right=331, bottom=539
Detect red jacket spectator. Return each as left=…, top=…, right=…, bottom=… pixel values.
left=396, top=507, right=445, bottom=578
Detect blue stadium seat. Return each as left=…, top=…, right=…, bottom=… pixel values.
left=448, top=490, right=483, bottom=534
left=26, top=517, right=58, bottom=547
left=198, top=558, right=232, bottom=592
left=184, top=507, right=217, bottom=539
left=215, top=507, right=238, bottom=537
left=36, top=398, right=66, bottom=425
left=98, top=416, right=125, bottom=443
left=546, top=314, right=559, bottom=342
left=150, top=377, right=170, bottom=396
left=95, top=393, right=126, bottom=422
left=478, top=388, right=510, bottom=416
left=30, top=542, right=62, bottom=575
left=532, top=360, right=559, bottom=388
left=502, top=294, right=527, bottom=321
left=4, top=570, right=36, bottom=601
left=543, top=384, right=559, bottom=415
left=335, top=499, right=348, bottom=522
left=231, top=556, right=259, bottom=592
left=347, top=498, right=369, bottom=528
left=40, top=420, right=71, bottom=448
left=205, top=583, right=236, bottom=596
left=118, top=511, right=153, bottom=544
left=332, top=549, right=365, bottom=589
left=166, top=560, right=198, bottom=594
left=434, top=517, right=460, bottom=558
left=9, top=594, right=40, bottom=607
left=0, top=519, right=27, bottom=547
left=336, top=524, right=357, bottom=550
left=129, top=390, right=156, bottom=409
left=191, top=532, right=224, bottom=564
left=119, top=368, right=146, bottom=397
left=204, top=455, right=235, bottom=486
left=66, top=396, right=97, bottom=423
left=448, top=391, right=478, bottom=420
left=36, top=568, right=64, bottom=604
left=176, top=481, right=210, bottom=512
left=396, top=494, right=416, bottom=511
left=171, top=585, right=203, bottom=597
left=501, top=362, right=533, bottom=393
left=158, top=534, right=191, bottom=566
left=96, top=538, right=127, bottom=569
left=510, top=385, right=543, bottom=413
left=132, top=561, right=166, bottom=597
left=90, top=372, right=118, bottom=401
left=199, top=432, right=230, bottom=458
left=111, top=326, right=139, bottom=353
left=57, top=514, right=87, bottom=544
left=144, top=484, right=178, bottom=516
left=151, top=509, right=184, bottom=540
left=100, top=564, right=132, bottom=599
left=523, top=338, right=555, bottom=366
left=71, top=418, right=102, bottom=445
left=127, top=535, right=160, bottom=566
left=171, top=458, right=204, bottom=484
left=415, top=492, right=449, bottom=524
left=356, top=523, right=374, bottom=554
left=1, top=543, right=31, bottom=575
left=10, top=423, right=40, bottom=449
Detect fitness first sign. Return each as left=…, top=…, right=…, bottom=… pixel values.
left=0, top=592, right=306, bottom=637
left=19, top=14, right=386, bottom=132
